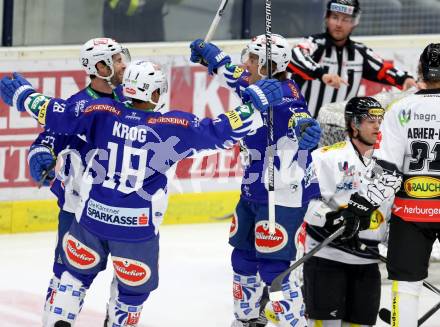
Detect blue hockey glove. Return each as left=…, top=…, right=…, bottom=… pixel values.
left=242, top=79, right=283, bottom=112
left=0, top=72, right=35, bottom=111
left=28, top=145, right=56, bottom=187
left=189, top=39, right=231, bottom=75
left=294, top=118, right=321, bottom=150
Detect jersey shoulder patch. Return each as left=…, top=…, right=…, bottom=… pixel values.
left=232, top=66, right=245, bottom=79
left=320, top=141, right=347, bottom=153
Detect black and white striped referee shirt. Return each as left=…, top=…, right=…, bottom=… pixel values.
left=288, top=32, right=413, bottom=118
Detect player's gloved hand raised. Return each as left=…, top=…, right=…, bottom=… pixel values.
left=242, top=79, right=283, bottom=112
left=189, top=39, right=231, bottom=75
left=294, top=118, right=321, bottom=150
left=28, top=145, right=56, bottom=187
left=0, top=72, right=35, bottom=111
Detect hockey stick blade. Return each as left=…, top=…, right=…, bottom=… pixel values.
left=269, top=226, right=345, bottom=301
left=204, top=0, right=229, bottom=42
left=379, top=302, right=440, bottom=326
left=379, top=308, right=391, bottom=325
left=37, top=161, right=56, bottom=189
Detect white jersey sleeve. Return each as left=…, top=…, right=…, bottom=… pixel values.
left=374, top=99, right=408, bottom=172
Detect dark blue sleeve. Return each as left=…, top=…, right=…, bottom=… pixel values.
left=41, top=98, right=111, bottom=142
left=158, top=108, right=258, bottom=158
left=31, top=129, right=78, bottom=157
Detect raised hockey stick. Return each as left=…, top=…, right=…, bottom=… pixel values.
left=204, top=0, right=229, bottom=42
left=269, top=225, right=345, bottom=301
left=264, top=0, right=276, bottom=234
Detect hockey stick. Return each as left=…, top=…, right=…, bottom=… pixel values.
left=360, top=245, right=440, bottom=326
left=378, top=302, right=440, bottom=326
left=269, top=225, right=345, bottom=301
left=204, top=0, right=229, bottom=42
left=37, top=161, right=56, bottom=189
left=264, top=0, right=276, bottom=234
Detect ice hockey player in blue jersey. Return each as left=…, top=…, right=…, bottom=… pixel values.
left=3, top=37, right=130, bottom=326
left=0, top=59, right=283, bottom=327
left=190, top=34, right=321, bottom=327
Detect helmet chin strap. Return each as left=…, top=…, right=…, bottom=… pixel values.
left=96, top=66, right=116, bottom=89
left=257, top=65, right=267, bottom=79
left=150, top=91, right=167, bottom=112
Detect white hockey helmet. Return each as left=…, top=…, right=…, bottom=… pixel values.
left=80, top=38, right=130, bottom=80
left=123, top=60, right=168, bottom=109
left=242, top=34, right=292, bottom=75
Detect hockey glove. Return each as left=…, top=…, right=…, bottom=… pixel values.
left=0, top=72, right=35, bottom=111
left=341, top=192, right=377, bottom=240
left=323, top=209, right=345, bottom=233
left=189, top=39, right=231, bottom=75
left=28, top=145, right=56, bottom=186
left=294, top=118, right=321, bottom=150
left=242, top=79, right=283, bottom=112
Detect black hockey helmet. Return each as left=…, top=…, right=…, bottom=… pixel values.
left=326, top=0, right=361, bottom=18
left=420, top=43, right=440, bottom=81
left=345, top=96, right=384, bottom=135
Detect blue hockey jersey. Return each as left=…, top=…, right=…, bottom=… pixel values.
left=30, top=86, right=125, bottom=212
left=218, top=64, right=317, bottom=207
left=36, top=97, right=262, bottom=241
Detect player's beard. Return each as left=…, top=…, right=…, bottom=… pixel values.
left=356, top=133, right=375, bottom=146
left=110, top=74, right=122, bottom=88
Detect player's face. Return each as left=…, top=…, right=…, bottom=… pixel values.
left=244, top=53, right=263, bottom=84
left=111, top=53, right=128, bottom=86
left=326, top=12, right=356, bottom=42
left=356, top=117, right=382, bottom=146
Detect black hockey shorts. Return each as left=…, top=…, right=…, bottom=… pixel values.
left=387, top=214, right=440, bottom=281
left=303, top=256, right=381, bottom=325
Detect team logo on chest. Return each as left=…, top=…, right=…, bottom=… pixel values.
left=336, top=161, right=359, bottom=191
left=254, top=221, right=288, bottom=253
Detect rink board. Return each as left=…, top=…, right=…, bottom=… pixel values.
left=0, top=190, right=240, bottom=234
left=0, top=35, right=438, bottom=234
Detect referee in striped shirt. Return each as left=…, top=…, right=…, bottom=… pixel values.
left=288, top=0, right=417, bottom=118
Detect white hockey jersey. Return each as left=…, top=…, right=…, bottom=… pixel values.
left=304, top=140, right=392, bottom=264
left=374, top=89, right=440, bottom=222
